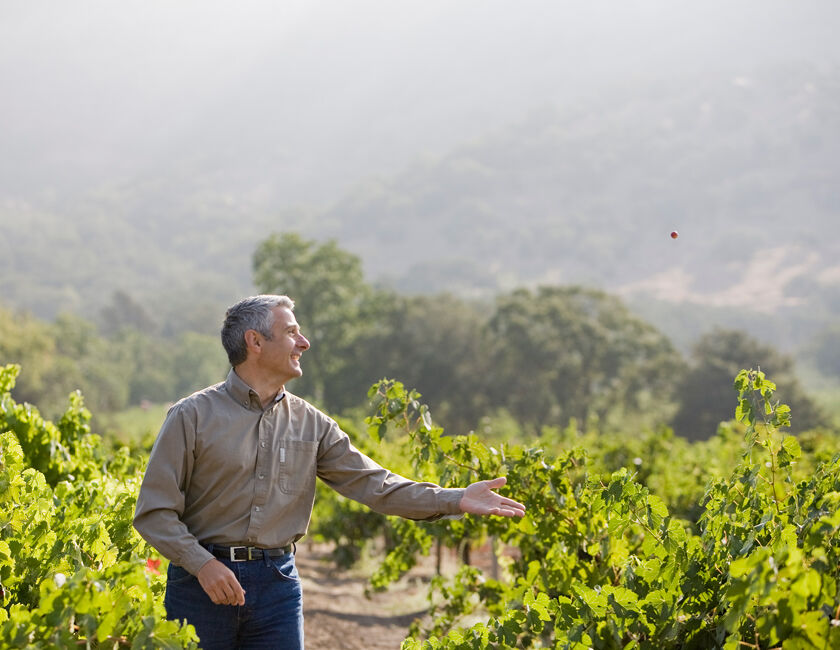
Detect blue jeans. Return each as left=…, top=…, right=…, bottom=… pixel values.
left=165, top=551, right=303, bottom=650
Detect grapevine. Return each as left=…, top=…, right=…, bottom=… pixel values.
left=361, top=373, right=840, bottom=649
left=0, top=364, right=198, bottom=648
left=3, top=362, right=840, bottom=648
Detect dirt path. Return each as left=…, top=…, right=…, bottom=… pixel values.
left=298, top=544, right=434, bottom=650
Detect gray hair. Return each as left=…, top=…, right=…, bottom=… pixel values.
left=221, top=295, right=295, bottom=366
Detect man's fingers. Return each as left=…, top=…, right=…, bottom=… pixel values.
left=220, top=577, right=246, bottom=606
left=210, top=582, right=230, bottom=605
left=485, top=496, right=526, bottom=517
left=499, top=496, right=526, bottom=510
left=490, top=503, right=525, bottom=517
left=459, top=476, right=526, bottom=517
left=207, top=586, right=223, bottom=605
left=220, top=582, right=236, bottom=605
left=233, top=582, right=246, bottom=606
left=483, top=484, right=526, bottom=516
left=198, top=559, right=246, bottom=606
left=212, top=579, right=244, bottom=606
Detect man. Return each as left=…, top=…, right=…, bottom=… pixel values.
left=134, top=294, right=525, bottom=649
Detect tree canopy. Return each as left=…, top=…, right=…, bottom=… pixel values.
left=671, top=329, right=825, bottom=440
left=486, top=286, right=681, bottom=431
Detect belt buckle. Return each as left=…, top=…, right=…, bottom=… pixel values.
left=229, top=546, right=252, bottom=562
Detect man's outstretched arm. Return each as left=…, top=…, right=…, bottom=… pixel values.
left=459, top=477, right=526, bottom=518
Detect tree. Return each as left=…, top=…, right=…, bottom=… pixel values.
left=671, top=329, right=825, bottom=440
left=171, top=332, right=230, bottom=398
left=802, top=324, right=840, bottom=380
left=349, top=293, right=492, bottom=432
left=0, top=307, right=63, bottom=410
left=0, top=307, right=132, bottom=416
left=485, top=286, right=680, bottom=430
left=252, top=234, right=495, bottom=423
left=99, top=290, right=157, bottom=337
left=51, top=313, right=130, bottom=412
left=252, top=232, right=375, bottom=405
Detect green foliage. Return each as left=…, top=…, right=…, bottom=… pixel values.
left=0, top=364, right=198, bottom=647
left=357, top=368, right=840, bottom=649
left=251, top=234, right=690, bottom=434
left=486, top=286, right=681, bottom=431
left=96, top=402, right=170, bottom=451
left=7, top=230, right=825, bottom=453
left=1, top=364, right=99, bottom=486
left=253, top=232, right=374, bottom=406
left=99, top=290, right=157, bottom=337
left=4, top=345, right=840, bottom=649
left=369, top=519, right=434, bottom=592
left=350, top=293, right=491, bottom=434
left=0, top=309, right=122, bottom=417
left=801, top=323, right=840, bottom=382
left=672, top=329, right=825, bottom=440
left=0, top=303, right=228, bottom=420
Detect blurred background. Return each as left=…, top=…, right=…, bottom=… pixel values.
left=1, top=0, right=838, bottom=443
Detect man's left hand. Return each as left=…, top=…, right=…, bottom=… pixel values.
left=459, top=477, right=526, bottom=517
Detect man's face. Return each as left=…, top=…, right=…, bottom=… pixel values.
left=260, top=306, right=310, bottom=385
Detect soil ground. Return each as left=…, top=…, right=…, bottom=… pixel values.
left=298, top=543, right=434, bottom=650
left=298, top=541, right=499, bottom=650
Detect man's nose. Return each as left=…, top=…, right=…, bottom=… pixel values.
left=297, top=334, right=310, bottom=350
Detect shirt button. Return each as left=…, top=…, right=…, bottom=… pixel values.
left=260, top=442, right=267, bottom=448
left=259, top=474, right=265, bottom=479
left=254, top=506, right=261, bottom=512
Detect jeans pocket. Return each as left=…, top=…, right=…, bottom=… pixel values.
left=271, top=555, right=300, bottom=583
left=167, top=563, right=196, bottom=585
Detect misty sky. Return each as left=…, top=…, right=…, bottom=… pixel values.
left=2, top=0, right=839, bottom=206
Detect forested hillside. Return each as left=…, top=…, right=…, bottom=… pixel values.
left=2, top=64, right=838, bottom=355
left=316, top=64, right=840, bottom=355
left=323, top=65, right=840, bottom=295
left=2, top=233, right=830, bottom=441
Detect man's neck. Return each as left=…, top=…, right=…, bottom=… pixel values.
left=233, top=366, right=285, bottom=409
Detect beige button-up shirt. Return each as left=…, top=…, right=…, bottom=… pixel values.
left=133, top=370, right=464, bottom=575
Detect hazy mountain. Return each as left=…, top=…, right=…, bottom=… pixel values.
left=2, top=0, right=837, bottom=202
left=1, top=1, right=838, bottom=353
left=322, top=65, right=839, bottom=299
left=315, top=63, right=840, bottom=350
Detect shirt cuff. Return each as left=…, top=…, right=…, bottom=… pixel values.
left=437, top=487, right=466, bottom=515
left=182, top=546, right=216, bottom=576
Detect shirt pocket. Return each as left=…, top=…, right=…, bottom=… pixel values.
left=280, top=440, right=318, bottom=495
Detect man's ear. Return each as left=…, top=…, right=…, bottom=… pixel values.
left=244, top=330, right=262, bottom=355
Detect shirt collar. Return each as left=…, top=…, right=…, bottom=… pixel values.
left=224, top=368, right=285, bottom=410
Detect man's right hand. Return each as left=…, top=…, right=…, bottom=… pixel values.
left=196, top=559, right=246, bottom=606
